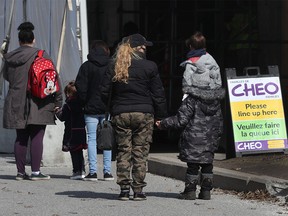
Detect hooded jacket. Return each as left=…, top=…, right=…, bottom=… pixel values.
left=181, top=52, right=222, bottom=90
left=3, top=45, right=63, bottom=129
left=75, top=47, right=109, bottom=114
left=160, top=86, right=225, bottom=164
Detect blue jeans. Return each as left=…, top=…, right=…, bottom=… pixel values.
left=84, top=114, right=112, bottom=174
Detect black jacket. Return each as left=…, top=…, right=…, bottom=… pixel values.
left=160, top=86, right=225, bottom=164
left=75, top=47, right=110, bottom=114
left=101, top=52, right=167, bottom=119
left=56, top=97, right=87, bottom=151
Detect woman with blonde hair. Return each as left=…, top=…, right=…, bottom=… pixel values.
left=101, top=34, right=167, bottom=201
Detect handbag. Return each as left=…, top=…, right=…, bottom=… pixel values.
left=97, top=84, right=116, bottom=150
left=97, top=117, right=115, bottom=150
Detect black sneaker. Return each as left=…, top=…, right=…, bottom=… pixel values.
left=70, top=171, right=85, bottom=180
left=118, top=190, right=130, bottom=201
left=30, top=173, right=50, bottom=181
left=104, top=173, right=114, bottom=181
left=15, top=173, right=30, bottom=181
left=133, top=192, right=147, bottom=201
left=83, top=173, right=98, bottom=181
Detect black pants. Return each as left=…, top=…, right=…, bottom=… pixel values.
left=70, top=150, right=85, bottom=173
left=186, top=163, right=213, bottom=175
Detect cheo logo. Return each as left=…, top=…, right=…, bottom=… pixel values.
left=237, top=141, right=262, bottom=150
left=232, top=82, right=279, bottom=97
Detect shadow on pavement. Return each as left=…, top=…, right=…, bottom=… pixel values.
left=55, top=191, right=116, bottom=200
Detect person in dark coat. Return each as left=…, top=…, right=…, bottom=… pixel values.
left=55, top=81, right=87, bottom=180
left=156, top=35, right=225, bottom=200
left=101, top=33, right=168, bottom=201
left=2, top=22, right=63, bottom=180
left=75, top=40, right=114, bottom=181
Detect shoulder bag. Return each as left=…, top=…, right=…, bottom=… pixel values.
left=97, top=84, right=116, bottom=150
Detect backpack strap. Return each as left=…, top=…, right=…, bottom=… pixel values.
left=37, top=50, right=44, bottom=57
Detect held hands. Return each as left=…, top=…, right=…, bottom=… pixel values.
left=54, top=106, right=60, bottom=113
left=155, top=120, right=161, bottom=129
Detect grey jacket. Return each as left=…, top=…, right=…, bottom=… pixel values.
left=160, top=86, right=225, bottom=164
left=3, top=45, right=63, bottom=129
left=181, top=53, right=222, bottom=90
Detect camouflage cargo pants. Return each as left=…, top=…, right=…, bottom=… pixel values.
left=112, top=112, right=154, bottom=193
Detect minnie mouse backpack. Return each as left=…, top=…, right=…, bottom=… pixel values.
left=27, top=50, right=60, bottom=99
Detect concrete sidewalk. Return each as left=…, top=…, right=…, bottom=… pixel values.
left=148, top=153, right=288, bottom=200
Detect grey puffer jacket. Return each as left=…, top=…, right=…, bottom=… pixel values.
left=160, top=86, right=225, bottom=164
left=3, top=45, right=63, bottom=129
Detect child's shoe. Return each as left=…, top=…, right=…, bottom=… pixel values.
left=179, top=190, right=196, bottom=200
left=179, top=174, right=198, bottom=200
left=198, top=190, right=211, bottom=200
left=70, top=171, right=85, bottom=180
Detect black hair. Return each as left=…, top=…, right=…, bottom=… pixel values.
left=185, top=31, right=206, bottom=50
left=17, top=22, right=35, bottom=44
left=90, top=40, right=110, bottom=55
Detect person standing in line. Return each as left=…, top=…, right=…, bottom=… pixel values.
left=2, top=22, right=63, bottom=180
left=155, top=32, right=225, bottom=200
left=55, top=81, right=87, bottom=180
left=101, top=34, right=167, bottom=201
left=75, top=40, right=114, bottom=181
left=181, top=31, right=222, bottom=100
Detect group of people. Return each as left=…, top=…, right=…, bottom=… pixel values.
left=2, top=21, right=225, bottom=201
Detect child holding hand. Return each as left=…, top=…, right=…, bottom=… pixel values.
left=55, top=81, right=87, bottom=180
left=156, top=32, right=225, bottom=200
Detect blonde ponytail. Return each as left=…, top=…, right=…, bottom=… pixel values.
left=113, top=43, right=133, bottom=83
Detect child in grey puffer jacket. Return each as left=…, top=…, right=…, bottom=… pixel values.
left=156, top=32, right=225, bottom=200
left=181, top=31, right=222, bottom=100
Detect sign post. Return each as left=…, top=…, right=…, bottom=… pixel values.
left=226, top=66, right=288, bottom=157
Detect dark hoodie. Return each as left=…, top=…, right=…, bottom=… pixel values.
left=75, top=47, right=110, bottom=114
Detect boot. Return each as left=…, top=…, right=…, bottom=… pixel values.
left=179, top=174, right=199, bottom=200
left=198, top=173, right=213, bottom=200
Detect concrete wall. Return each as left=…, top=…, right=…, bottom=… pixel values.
left=42, top=120, right=71, bottom=166
left=0, top=99, right=15, bottom=153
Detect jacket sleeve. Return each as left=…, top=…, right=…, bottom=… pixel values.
left=149, top=63, right=168, bottom=119
left=75, top=63, right=89, bottom=105
left=160, top=97, right=195, bottom=129
left=100, top=64, right=113, bottom=106
left=54, top=76, right=63, bottom=108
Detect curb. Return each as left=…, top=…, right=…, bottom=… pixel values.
left=148, top=154, right=288, bottom=198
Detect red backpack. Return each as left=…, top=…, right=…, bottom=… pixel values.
left=27, top=50, right=60, bottom=98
